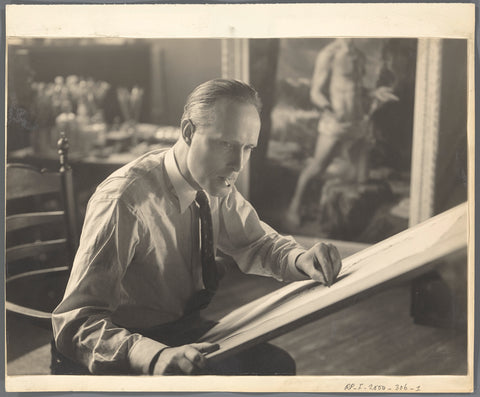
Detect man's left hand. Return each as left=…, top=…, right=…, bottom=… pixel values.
left=295, top=243, right=342, bottom=286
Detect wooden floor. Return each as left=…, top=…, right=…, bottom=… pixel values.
left=6, top=263, right=467, bottom=376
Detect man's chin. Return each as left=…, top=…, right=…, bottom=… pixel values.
left=207, top=184, right=232, bottom=198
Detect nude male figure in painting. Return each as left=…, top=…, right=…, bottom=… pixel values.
left=286, top=38, right=397, bottom=228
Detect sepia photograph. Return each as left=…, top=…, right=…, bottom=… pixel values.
left=4, top=3, right=474, bottom=393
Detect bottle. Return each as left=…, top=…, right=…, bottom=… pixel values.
left=76, top=99, right=91, bottom=154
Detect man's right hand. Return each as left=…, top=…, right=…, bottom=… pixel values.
left=152, top=342, right=219, bottom=375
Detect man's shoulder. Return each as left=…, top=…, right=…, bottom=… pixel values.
left=92, top=148, right=169, bottom=202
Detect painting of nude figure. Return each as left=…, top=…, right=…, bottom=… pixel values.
left=250, top=38, right=418, bottom=244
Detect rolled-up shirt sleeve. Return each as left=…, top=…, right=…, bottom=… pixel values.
left=217, top=187, right=307, bottom=282
left=52, top=197, right=166, bottom=374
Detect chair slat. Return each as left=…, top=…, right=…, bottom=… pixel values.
left=7, top=164, right=61, bottom=200
left=6, top=265, right=70, bottom=282
left=5, top=301, right=52, bottom=320
left=6, top=211, right=65, bottom=232
left=7, top=239, right=67, bottom=263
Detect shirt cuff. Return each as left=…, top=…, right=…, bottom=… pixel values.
left=128, top=336, right=169, bottom=375
left=284, top=248, right=309, bottom=281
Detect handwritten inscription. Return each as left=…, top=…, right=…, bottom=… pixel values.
left=344, top=383, right=421, bottom=392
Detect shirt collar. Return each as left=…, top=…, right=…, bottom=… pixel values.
left=164, top=148, right=198, bottom=213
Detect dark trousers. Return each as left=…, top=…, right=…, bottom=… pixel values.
left=136, top=313, right=296, bottom=375
left=51, top=313, right=296, bottom=375
left=208, top=342, right=296, bottom=375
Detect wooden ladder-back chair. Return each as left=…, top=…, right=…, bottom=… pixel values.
left=6, top=132, right=79, bottom=325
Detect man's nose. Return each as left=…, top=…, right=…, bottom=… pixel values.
left=230, top=147, right=244, bottom=172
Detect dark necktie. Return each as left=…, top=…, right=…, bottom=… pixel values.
left=184, top=190, right=218, bottom=314
left=195, top=190, right=219, bottom=293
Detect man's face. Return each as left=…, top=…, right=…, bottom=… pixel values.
left=186, top=99, right=261, bottom=197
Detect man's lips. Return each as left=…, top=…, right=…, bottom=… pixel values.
left=220, top=176, right=235, bottom=187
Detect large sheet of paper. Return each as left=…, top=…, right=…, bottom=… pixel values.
left=202, top=202, right=468, bottom=362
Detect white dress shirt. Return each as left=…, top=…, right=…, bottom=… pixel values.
left=52, top=148, right=307, bottom=374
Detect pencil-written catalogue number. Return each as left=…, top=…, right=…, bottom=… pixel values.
left=344, top=383, right=421, bottom=392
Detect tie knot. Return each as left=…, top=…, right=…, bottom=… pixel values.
left=195, top=190, right=209, bottom=207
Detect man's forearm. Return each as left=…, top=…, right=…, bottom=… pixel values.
left=53, top=310, right=167, bottom=374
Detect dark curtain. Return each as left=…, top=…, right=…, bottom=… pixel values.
left=248, top=39, right=280, bottom=204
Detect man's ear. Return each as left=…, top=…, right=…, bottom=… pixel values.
left=181, top=119, right=195, bottom=145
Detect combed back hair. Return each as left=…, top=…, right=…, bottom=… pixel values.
left=181, top=79, right=262, bottom=127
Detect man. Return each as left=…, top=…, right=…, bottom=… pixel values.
left=52, top=79, right=342, bottom=375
